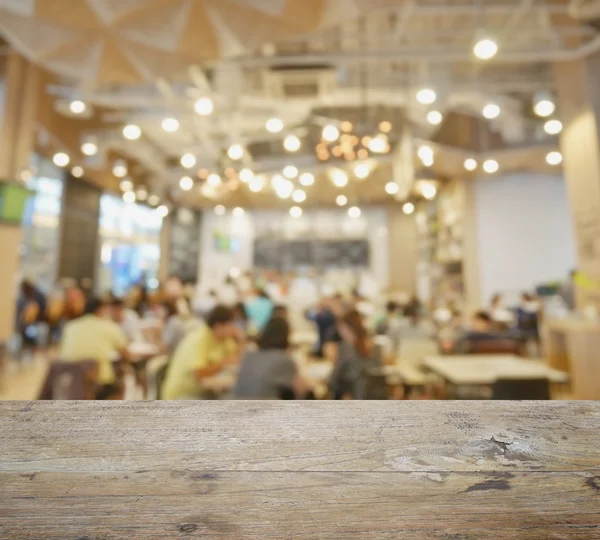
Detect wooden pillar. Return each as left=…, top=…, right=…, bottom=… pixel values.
left=554, top=50, right=600, bottom=309
left=387, top=204, right=418, bottom=296
left=0, top=52, right=41, bottom=341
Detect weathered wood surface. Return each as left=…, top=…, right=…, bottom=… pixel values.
left=1, top=401, right=599, bottom=539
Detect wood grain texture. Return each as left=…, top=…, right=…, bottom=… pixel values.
left=1, top=402, right=600, bottom=539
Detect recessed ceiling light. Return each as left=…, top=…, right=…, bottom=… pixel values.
left=81, top=142, right=98, bottom=156
left=544, top=119, right=563, bottom=135
left=179, top=176, right=194, bottom=191
left=123, top=124, right=141, bottom=140
left=336, top=195, right=348, bottom=207
left=69, top=100, right=86, bottom=115
left=207, top=173, right=222, bottom=187
left=385, top=182, right=399, bottom=195
left=354, top=163, right=371, bottom=179
left=71, top=166, right=84, bottom=178
left=266, top=117, right=284, bottom=133
left=482, top=103, right=501, bottom=119
left=483, top=159, right=499, bottom=174
left=180, top=153, right=197, bottom=169
left=403, top=202, right=415, bottom=215
left=283, top=165, right=299, bottom=179
left=232, top=207, right=245, bottom=218
left=292, top=189, right=306, bottom=203
left=228, top=144, right=244, bottom=160
left=322, top=124, right=340, bottom=142
left=275, top=179, right=294, bottom=199
left=534, top=94, right=555, bottom=117
left=283, top=134, right=301, bottom=153
left=214, top=205, right=226, bottom=216
left=239, top=168, right=254, bottom=183
left=379, top=121, right=392, bottom=133
left=120, top=179, right=133, bottom=192
left=330, top=169, right=349, bottom=187
left=464, top=158, right=478, bottom=171
left=249, top=177, right=264, bottom=192
left=194, top=97, right=214, bottom=116
left=53, top=152, right=70, bottom=167
left=136, top=187, right=148, bottom=201
left=148, top=194, right=160, bottom=206
left=416, top=88, right=437, bottom=105
left=156, top=205, right=169, bottom=217
left=420, top=183, right=437, bottom=200
left=123, top=191, right=136, bottom=204
left=418, top=145, right=434, bottom=167
left=299, top=172, right=315, bottom=186
left=546, top=151, right=563, bottom=166
left=473, top=37, right=498, bottom=60
left=427, top=111, right=443, bottom=125
left=348, top=206, right=361, bottom=219
left=112, top=160, right=128, bottom=178
left=289, top=206, right=303, bottom=218
left=161, top=117, right=180, bottom=133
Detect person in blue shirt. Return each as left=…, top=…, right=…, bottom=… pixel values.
left=244, top=288, right=274, bottom=334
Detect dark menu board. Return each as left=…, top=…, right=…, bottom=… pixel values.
left=254, top=238, right=369, bottom=269
left=169, top=209, right=201, bottom=282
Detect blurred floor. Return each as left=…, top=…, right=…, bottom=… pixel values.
left=0, top=354, right=49, bottom=400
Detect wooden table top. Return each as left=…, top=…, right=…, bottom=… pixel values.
left=424, top=355, right=570, bottom=385
left=2, top=402, right=599, bottom=539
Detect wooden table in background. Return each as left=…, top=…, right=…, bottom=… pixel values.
left=2, top=402, right=600, bottom=539
left=544, top=318, right=600, bottom=399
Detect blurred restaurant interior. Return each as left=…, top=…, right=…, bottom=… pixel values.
left=1, top=0, right=600, bottom=402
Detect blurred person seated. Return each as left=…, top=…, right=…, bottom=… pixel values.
left=193, top=288, right=218, bottom=317
left=161, top=305, right=241, bottom=400
left=59, top=297, right=129, bottom=400
left=15, top=280, right=47, bottom=357
left=516, top=292, right=541, bottom=341
left=232, top=302, right=249, bottom=334
left=490, top=292, right=514, bottom=327
left=128, top=284, right=150, bottom=316
left=244, top=288, right=274, bottom=335
left=307, top=295, right=343, bottom=358
left=46, top=287, right=66, bottom=345
left=273, top=304, right=289, bottom=321
left=398, top=303, right=436, bottom=343
left=63, top=286, right=86, bottom=320
left=111, top=297, right=143, bottom=343
left=452, top=311, right=518, bottom=354
left=352, top=288, right=376, bottom=318
left=233, top=317, right=306, bottom=399
left=329, top=310, right=373, bottom=400
left=162, top=297, right=203, bottom=356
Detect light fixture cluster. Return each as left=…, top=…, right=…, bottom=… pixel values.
left=316, top=121, right=391, bottom=163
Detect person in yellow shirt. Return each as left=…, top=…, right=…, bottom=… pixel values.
left=60, top=297, right=129, bottom=399
left=162, top=305, right=241, bottom=400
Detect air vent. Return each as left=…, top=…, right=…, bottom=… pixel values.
left=263, top=66, right=338, bottom=100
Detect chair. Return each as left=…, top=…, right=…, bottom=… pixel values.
left=394, top=338, right=440, bottom=395
left=146, top=355, right=170, bottom=400
left=468, top=339, right=524, bottom=356
left=38, top=360, right=98, bottom=400
left=492, top=378, right=550, bottom=400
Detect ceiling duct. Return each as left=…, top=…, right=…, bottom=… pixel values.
left=263, top=64, right=338, bottom=100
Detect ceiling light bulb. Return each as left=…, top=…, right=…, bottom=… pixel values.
left=120, top=179, right=133, bottom=192
left=464, top=158, right=478, bottom=171
left=71, top=166, right=84, bottom=178
left=379, top=121, right=392, bottom=133
left=385, top=182, right=399, bottom=195
left=544, top=119, right=563, bottom=135
left=368, top=135, right=388, bottom=154
left=330, top=169, right=349, bottom=187
left=275, top=179, right=294, bottom=199
left=283, top=134, right=301, bottom=153
left=123, top=191, right=136, bottom=204
left=473, top=37, right=498, bottom=60
left=69, top=100, right=86, bottom=115
left=156, top=205, right=169, bottom=218
left=249, top=177, right=264, bottom=192
left=81, top=142, right=98, bottom=156
left=214, top=205, right=226, bottom=216
left=336, top=195, right=348, bottom=207
left=416, top=88, right=437, bottom=105
left=546, top=151, right=563, bottom=166
left=427, top=111, right=443, bottom=125
left=123, top=124, right=141, bottom=140
left=161, top=117, right=180, bottom=133
left=180, top=153, right=197, bottom=169
left=207, top=173, right=222, bottom=187
left=239, top=168, right=254, bottom=183
left=289, top=206, right=303, bottom=218
left=194, top=97, right=214, bottom=116
left=403, top=202, right=415, bottom=215
left=53, top=152, right=70, bottom=168
left=283, top=165, right=299, bottom=179
left=533, top=96, right=556, bottom=118
left=322, top=124, right=340, bottom=143
left=418, top=145, right=434, bottom=166
left=179, top=176, right=194, bottom=191
left=483, top=159, right=499, bottom=174
left=232, top=207, right=245, bottom=218
left=148, top=194, right=160, bottom=206
left=228, top=144, right=244, bottom=160
left=341, top=121, right=353, bottom=132
left=136, top=187, right=148, bottom=201
left=112, top=160, right=128, bottom=178
left=348, top=206, right=361, bottom=219
left=299, top=173, right=315, bottom=186
left=292, top=189, right=306, bottom=203
left=354, top=163, right=371, bottom=179
left=420, top=183, right=437, bottom=200
left=483, top=103, right=501, bottom=119
left=266, top=117, right=284, bottom=133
